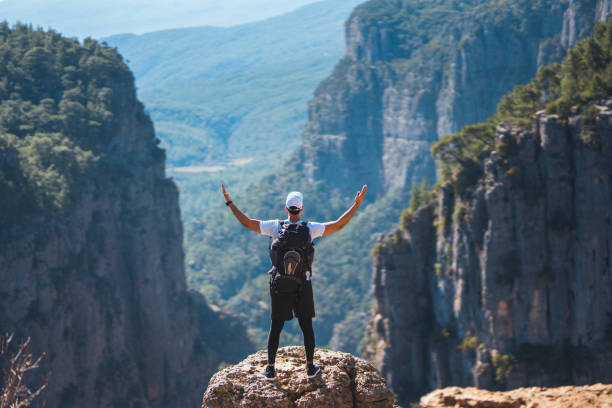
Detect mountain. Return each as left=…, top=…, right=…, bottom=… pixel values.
left=366, top=18, right=612, bottom=405
left=103, top=0, right=365, bottom=168
left=184, top=0, right=610, bottom=356
left=0, top=0, right=321, bottom=39
left=0, top=24, right=252, bottom=407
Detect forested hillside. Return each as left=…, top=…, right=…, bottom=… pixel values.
left=368, top=19, right=612, bottom=405
left=0, top=24, right=251, bottom=407
left=104, top=0, right=364, bottom=168
left=0, top=23, right=133, bottom=224
left=104, top=0, right=365, bottom=222
left=183, top=0, right=606, bottom=354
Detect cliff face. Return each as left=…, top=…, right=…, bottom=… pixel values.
left=0, top=30, right=248, bottom=407
left=368, top=103, right=612, bottom=404
left=299, top=0, right=604, bottom=200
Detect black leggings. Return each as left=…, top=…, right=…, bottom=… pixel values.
left=267, top=316, right=315, bottom=365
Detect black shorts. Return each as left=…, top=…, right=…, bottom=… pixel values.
left=270, top=277, right=315, bottom=321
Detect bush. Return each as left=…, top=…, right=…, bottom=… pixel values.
left=0, top=333, right=49, bottom=407
left=401, top=179, right=436, bottom=230
left=492, top=353, right=517, bottom=383
left=458, top=335, right=479, bottom=351
left=452, top=201, right=467, bottom=224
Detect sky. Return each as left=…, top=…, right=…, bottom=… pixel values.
left=0, top=0, right=323, bottom=38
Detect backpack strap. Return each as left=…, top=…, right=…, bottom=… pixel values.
left=300, top=221, right=312, bottom=242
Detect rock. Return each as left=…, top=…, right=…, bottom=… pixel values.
left=367, top=90, right=612, bottom=405
left=0, top=28, right=252, bottom=407
left=420, top=383, right=612, bottom=408
left=202, top=346, right=397, bottom=408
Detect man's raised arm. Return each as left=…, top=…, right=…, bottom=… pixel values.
left=322, top=185, right=367, bottom=236
left=221, top=183, right=261, bottom=233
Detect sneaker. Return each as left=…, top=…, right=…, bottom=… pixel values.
left=261, top=365, right=275, bottom=381
left=306, top=363, right=321, bottom=378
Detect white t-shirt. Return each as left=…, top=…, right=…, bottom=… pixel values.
left=259, top=219, right=326, bottom=240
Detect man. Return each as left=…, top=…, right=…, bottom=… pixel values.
left=221, top=183, right=367, bottom=380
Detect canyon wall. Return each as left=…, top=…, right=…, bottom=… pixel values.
left=368, top=103, right=612, bottom=404
left=0, top=27, right=251, bottom=408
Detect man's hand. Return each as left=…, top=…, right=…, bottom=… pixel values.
left=354, top=185, right=367, bottom=207
left=323, top=184, right=368, bottom=236
left=221, top=183, right=232, bottom=203
left=221, top=183, right=260, bottom=232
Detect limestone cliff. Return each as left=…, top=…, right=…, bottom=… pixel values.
left=368, top=102, right=612, bottom=404
left=201, top=346, right=397, bottom=408
left=299, top=0, right=609, bottom=200
left=0, top=27, right=252, bottom=407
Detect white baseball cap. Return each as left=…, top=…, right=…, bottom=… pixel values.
left=285, top=191, right=303, bottom=209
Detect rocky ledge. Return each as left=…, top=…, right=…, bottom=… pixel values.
left=421, top=384, right=612, bottom=408
left=201, top=346, right=397, bottom=408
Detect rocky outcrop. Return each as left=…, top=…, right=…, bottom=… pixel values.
left=368, top=102, right=612, bottom=405
left=421, top=383, right=612, bottom=408
left=202, top=346, right=396, bottom=408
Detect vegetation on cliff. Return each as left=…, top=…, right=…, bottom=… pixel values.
left=0, top=23, right=153, bottom=226
left=432, top=20, right=612, bottom=192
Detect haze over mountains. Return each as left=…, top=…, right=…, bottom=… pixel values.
left=0, top=0, right=322, bottom=38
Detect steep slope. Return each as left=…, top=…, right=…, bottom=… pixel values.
left=367, top=20, right=612, bottom=405
left=0, top=25, right=252, bottom=407
left=186, top=0, right=609, bottom=355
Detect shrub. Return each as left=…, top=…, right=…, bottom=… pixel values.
left=371, top=242, right=384, bottom=258
left=0, top=333, right=49, bottom=407
left=434, top=262, right=442, bottom=277
left=458, top=336, right=479, bottom=351
left=401, top=179, right=436, bottom=231
left=492, top=353, right=517, bottom=383
left=452, top=201, right=467, bottom=224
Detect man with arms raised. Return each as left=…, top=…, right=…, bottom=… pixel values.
left=221, top=184, right=367, bottom=380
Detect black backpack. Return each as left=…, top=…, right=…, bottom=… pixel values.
left=269, top=221, right=315, bottom=292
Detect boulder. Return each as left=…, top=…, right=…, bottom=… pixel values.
left=202, top=346, right=397, bottom=408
